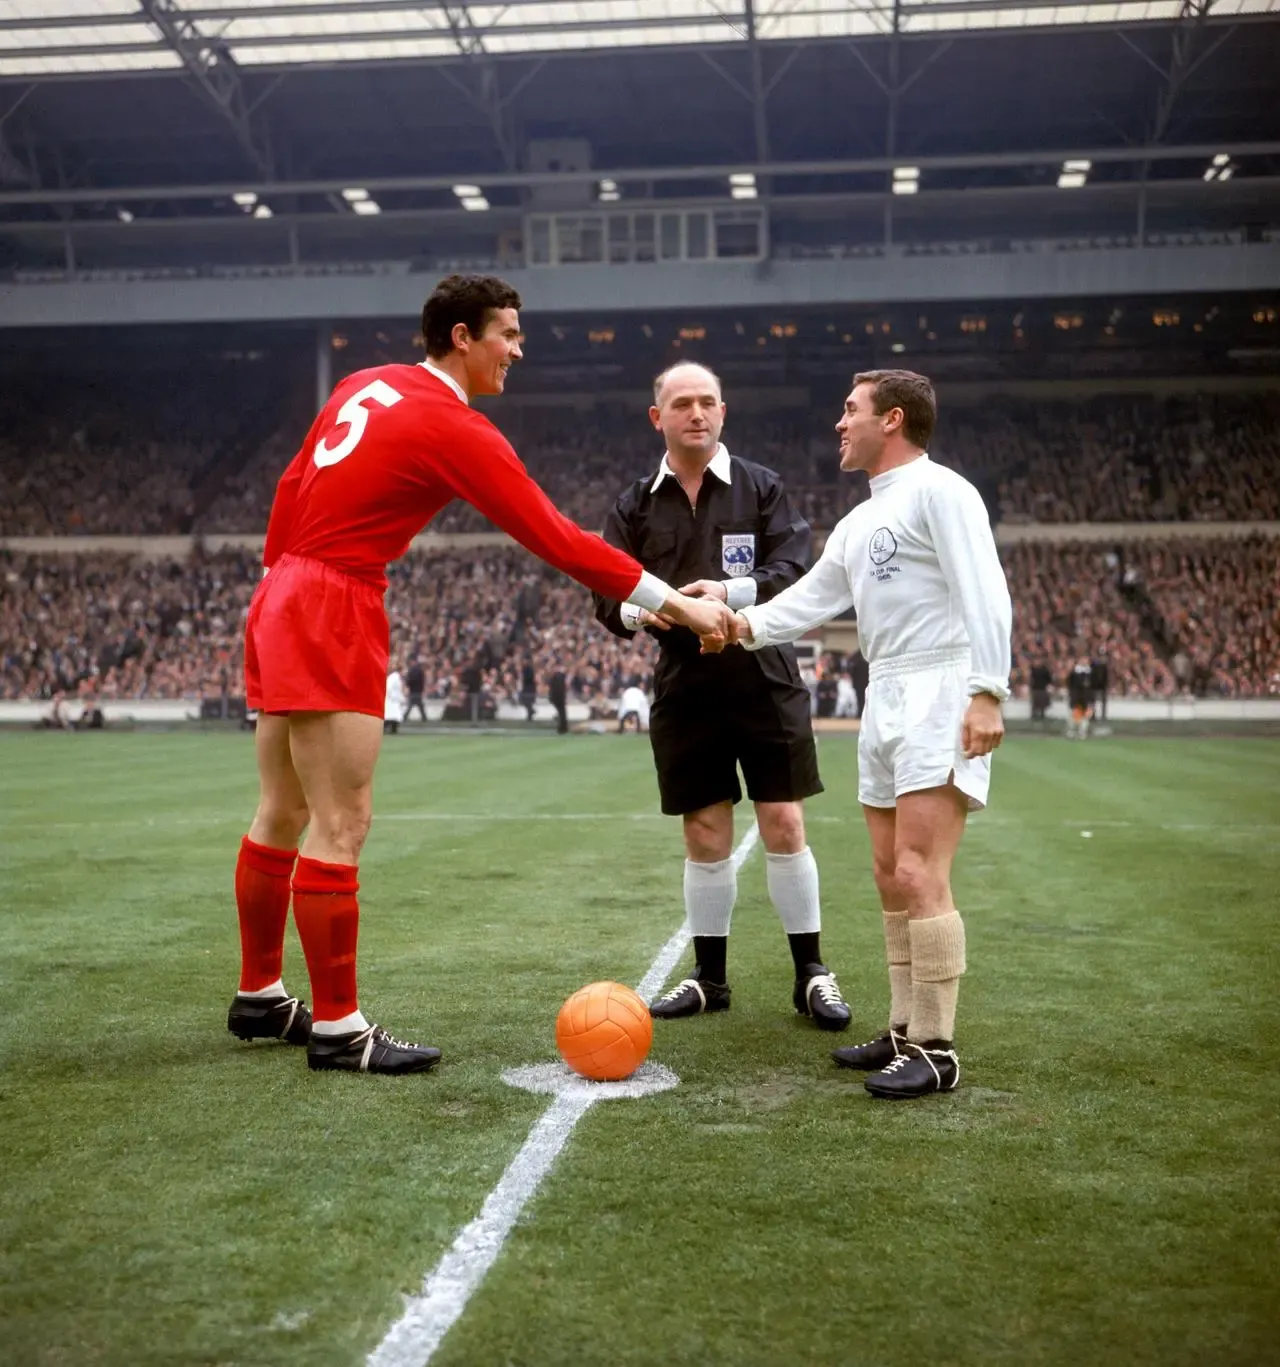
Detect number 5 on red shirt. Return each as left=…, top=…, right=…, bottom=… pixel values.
left=314, top=380, right=404, bottom=468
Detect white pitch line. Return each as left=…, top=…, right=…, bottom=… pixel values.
left=368, top=822, right=761, bottom=1367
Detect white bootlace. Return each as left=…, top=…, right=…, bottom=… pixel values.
left=655, top=978, right=700, bottom=1005
left=807, top=972, right=845, bottom=1007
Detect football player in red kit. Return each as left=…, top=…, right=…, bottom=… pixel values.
left=227, top=274, right=730, bottom=1076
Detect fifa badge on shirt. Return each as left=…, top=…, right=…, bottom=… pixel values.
left=721, top=533, right=756, bottom=577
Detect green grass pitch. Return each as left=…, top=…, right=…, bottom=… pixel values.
left=2, top=730, right=1278, bottom=1367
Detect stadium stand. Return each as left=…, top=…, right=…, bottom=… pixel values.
left=8, top=389, right=1276, bottom=540
left=6, top=533, right=1277, bottom=705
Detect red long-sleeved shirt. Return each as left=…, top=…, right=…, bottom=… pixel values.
left=263, top=362, right=649, bottom=601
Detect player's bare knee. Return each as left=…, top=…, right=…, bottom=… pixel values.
left=872, top=861, right=900, bottom=906
left=892, top=849, right=936, bottom=904
left=252, top=800, right=309, bottom=849
left=757, top=802, right=805, bottom=854
left=683, top=809, right=732, bottom=863
left=311, top=807, right=371, bottom=862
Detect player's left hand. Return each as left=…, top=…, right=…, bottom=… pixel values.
left=962, top=693, right=1004, bottom=758
left=678, top=579, right=729, bottom=602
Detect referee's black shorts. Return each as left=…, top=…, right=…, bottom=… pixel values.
left=648, top=668, right=823, bottom=816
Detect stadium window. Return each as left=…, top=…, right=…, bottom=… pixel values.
left=634, top=214, right=656, bottom=264
left=660, top=213, right=682, bottom=261
left=679, top=326, right=706, bottom=340
left=769, top=323, right=797, bottom=338
left=1053, top=313, right=1084, bottom=331
left=686, top=213, right=710, bottom=260
left=714, top=211, right=762, bottom=258
left=960, top=316, right=987, bottom=334
left=588, top=328, right=615, bottom=344
left=1152, top=310, right=1180, bottom=327
left=607, top=215, right=632, bottom=264
left=529, top=218, right=552, bottom=265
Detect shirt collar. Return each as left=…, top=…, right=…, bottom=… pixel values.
left=868, top=451, right=929, bottom=493
left=650, top=442, right=733, bottom=493
left=418, top=359, right=469, bottom=406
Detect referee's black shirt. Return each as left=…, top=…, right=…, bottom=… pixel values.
left=593, top=448, right=811, bottom=693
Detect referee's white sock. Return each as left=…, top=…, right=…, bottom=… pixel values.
left=766, top=847, right=822, bottom=935
left=684, top=857, right=735, bottom=983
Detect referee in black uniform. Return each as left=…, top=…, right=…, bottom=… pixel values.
left=593, top=362, right=850, bottom=1030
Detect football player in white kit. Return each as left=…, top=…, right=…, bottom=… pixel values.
left=715, top=370, right=1012, bottom=1098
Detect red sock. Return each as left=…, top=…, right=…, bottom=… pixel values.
left=235, top=836, right=298, bottom=993
left=291, top=857, right=361, bottom=1023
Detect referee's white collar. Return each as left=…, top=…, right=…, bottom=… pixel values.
left=650, top=442, right=732, bottom=493
left=418, top=359, right=470, bottom=406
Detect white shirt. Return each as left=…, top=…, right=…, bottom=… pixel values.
left=385, top=669, right=406, bottom=721
left=619, top=685, right=650, bottom=719
left=739, top=454, right=1012, bottom=701
left=619, top=443, right=758, bottom=629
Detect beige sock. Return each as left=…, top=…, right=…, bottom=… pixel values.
left=883, top=908, right=912, bottom=1029
left=907, top=911, right=966, bottom=1046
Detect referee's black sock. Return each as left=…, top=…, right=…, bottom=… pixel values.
left=692, top=935, right=728, bottom=985
left=787, top=932, right=822, bottom=976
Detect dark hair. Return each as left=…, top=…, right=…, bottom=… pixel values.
left=853, top=369, right=937, bottom=449
left=422, top=274, right=522, bottom=358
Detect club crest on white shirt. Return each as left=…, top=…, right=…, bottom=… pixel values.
left=868, top=527, right=898, bottom=565
left=722, top=533, right=756, bottom=577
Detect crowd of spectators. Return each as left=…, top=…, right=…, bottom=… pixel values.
left=4, top=379, right=1277, bottom=707
left=1122, top=536, right=1279, bottom=698
left=5, top=535, right=1276, bottom=707
left=7, top=386, right=1275, bottom=538
left=940, top=394, right=1280, bottom=525
left=0, top=377, right=295, bottom=538
left=1003, top=542, right=1177, bottom=698
left=1, top=547, right=256, bottom=702
left=0, top=546, right=659, bottom=713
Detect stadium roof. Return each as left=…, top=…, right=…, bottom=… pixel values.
left=1, top=0, right=1277, bottom=276
left=3, top=0, right=1278, bottom=77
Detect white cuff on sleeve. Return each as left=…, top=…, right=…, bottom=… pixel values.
left=736, top=605, right=768, bottom=651
left=626, top=570, right=671, bottom=614
left=968, top=678, right=1011, bottom=703
left=722, top=577, right=758, bottom=611
left=619, top=602, right=644, bottom=631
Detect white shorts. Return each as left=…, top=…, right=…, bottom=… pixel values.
left=858, top=648, right=991, bottom=811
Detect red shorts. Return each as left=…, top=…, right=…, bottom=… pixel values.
left=244, top=554, right=388, bottom=717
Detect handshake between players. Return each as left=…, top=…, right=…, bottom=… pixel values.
left=635, top=578, right=752, bottom=653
